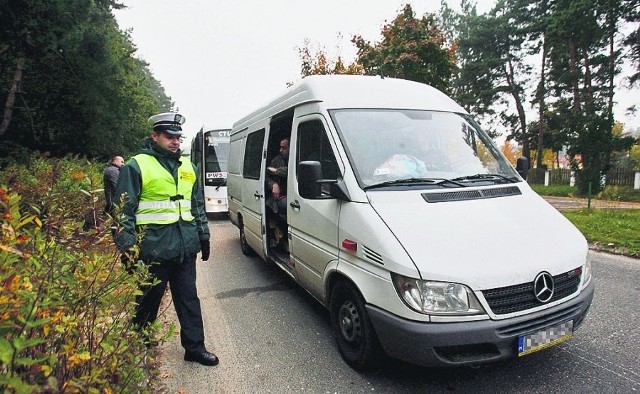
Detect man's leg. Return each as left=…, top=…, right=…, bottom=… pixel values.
left=169, top=255, right=206, bottom=353
left=133, top=261, right=169, bottom=331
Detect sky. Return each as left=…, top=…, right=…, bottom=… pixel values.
left=113, top=0, right=639, bottom=145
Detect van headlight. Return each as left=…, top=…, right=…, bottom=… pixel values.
left=391, top=273, right=484, bottom=315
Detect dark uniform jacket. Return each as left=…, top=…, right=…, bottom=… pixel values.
left=103, top=162, right=121, bottom=212
left=114, top=138, right=209, bottom=263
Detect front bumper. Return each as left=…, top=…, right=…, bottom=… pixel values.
left=367, top=280, right=594, bottom=367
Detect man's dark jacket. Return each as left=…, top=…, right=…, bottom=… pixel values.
left=114, top=138, right=209, bottom=263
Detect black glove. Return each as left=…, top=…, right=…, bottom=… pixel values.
left=120, top=251, right=135, bottom=274
left=200, top=240, right=210, bottom=261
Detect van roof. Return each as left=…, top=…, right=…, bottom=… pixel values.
left=231, top=75, right=468, bottom=132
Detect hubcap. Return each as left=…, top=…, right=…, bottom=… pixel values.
left=338, top=301, right=361, bottom=343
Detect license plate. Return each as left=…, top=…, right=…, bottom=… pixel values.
left=518, top=320, right=574, bottom=357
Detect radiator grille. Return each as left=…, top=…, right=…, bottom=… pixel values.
left=482, top=270, right=581, bottom=315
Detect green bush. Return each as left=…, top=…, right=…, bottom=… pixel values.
left=1, top=153, right=105, bottom=228
left=0, top=155, right=171, bottom=393
left=596, top=186, right=640, bottom=202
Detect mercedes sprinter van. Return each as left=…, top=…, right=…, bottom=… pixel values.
left=227, top=75, right=594, bottom=370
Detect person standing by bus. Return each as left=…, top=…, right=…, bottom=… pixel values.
left=103, top=155, right=124, bottom=216
left=114, top=112, right=218, bottom=366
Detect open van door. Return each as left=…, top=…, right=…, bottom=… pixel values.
left=289, top=115, right=344, bottom=300
left=240, top=127, right=267, bottom=258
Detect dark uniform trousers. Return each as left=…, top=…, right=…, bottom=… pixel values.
left=133, top=254, right=206, bottom=352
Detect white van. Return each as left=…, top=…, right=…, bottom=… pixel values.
left=227, top=75, right=594, bottom=370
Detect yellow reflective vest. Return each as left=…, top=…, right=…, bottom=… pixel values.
left=133, top=154, right=196, bottom=224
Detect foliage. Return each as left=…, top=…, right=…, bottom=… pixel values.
left=352, top=4, right=457, bottom=93
left=526, top=110, right=570, bottom=167
left=0, top=155, right=171, bottom=392
left=296, top=5, right=456, bottom=92
left=0, top=0, right=173, bottom=161
left=0, top=153, right=104, bottom=226
left=629, top=143, right=640, bottom=170
left=563, top=208, right=640, bottom=257
left=452, top=0, right=532, bottom=143
left=297, top=38, right=364, bottom=77
left=500, top=140, right=522, bottom=165
left=597, top=185, right=640, bottom=202
left=622, top=0, right=640, bottom=87
left=441, top=0, right=638, bottom=196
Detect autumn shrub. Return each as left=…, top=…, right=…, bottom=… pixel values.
left=1, top=153, right=105, bottom=230
left=0, top=155, right=172, bottom=393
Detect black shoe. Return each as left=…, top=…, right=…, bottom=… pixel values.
left=184, top=350, right=219, bottom=366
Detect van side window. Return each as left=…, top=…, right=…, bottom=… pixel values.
left=243, top=129, right=265, bottom=179
left=228, top=138, right=242, bottom=175
left=297, top=120, right=339, bottom=188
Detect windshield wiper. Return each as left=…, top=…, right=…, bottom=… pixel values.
left=451, top=173, right=518, bottom=184
left=215, top=178, right=227, bottom=191
left=364, top=177, right=466, bottom=190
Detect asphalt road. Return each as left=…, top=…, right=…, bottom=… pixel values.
left=153, top=218, right=640, bottom=393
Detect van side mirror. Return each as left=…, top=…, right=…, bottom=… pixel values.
left=298, top=161, right=322, bottom=199
left=516, top=157, right=529, bottom=180
left=298, top=161, right=351, bottom=201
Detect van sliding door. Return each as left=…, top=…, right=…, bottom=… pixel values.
left=242, top=128, right=267, bottom=258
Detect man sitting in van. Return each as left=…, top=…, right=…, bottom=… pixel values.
left=266, top=138, right=289, bottom=248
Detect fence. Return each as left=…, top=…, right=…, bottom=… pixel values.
left=606, top=168, right=637, bottom=187
left=527, top=168, right=640, bottom=189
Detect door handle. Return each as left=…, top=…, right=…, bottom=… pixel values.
left=254, top=192, right=262, bottom=199
left=290, top=200, right=300, bottom=209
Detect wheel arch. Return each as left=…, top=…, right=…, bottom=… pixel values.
left=325, top=268, right=361, bottom=308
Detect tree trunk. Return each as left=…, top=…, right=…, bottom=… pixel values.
left=504, top=54, right=529, bottom=161
left=0, top=56, right=26, bottom=137
left=582, top=51, right=594, bottom=105
left=536, top=37, right=548, bottom=168
left=605, top=0, right=618, bottom=168
left=568, top=38, right=581, bottom=113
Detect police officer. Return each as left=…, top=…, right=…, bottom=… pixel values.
left=114, top=112, right=218, bottom=366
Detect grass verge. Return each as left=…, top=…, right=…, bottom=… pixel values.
left=562, top=209, right=640, bottom=257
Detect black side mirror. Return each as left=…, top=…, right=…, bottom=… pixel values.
left=298, top=161, right=322, bottom=199
left=516, top=157, right=529, bottom=180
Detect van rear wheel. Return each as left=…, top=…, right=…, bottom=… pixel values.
left=330, top=281, right=383, bottom=371
left=239, top=220, right=255, bottom=256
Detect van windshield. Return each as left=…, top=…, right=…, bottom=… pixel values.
left=329, top=109, right=520, bottom=189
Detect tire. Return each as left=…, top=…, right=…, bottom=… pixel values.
left=239, top=220, right=255, bottom=256
left=330, top=281, right=384, bottom=371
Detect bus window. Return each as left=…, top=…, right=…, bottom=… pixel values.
left=205, top=130, right=230, bottom=186
left=192, top=128, right=231, bottom=215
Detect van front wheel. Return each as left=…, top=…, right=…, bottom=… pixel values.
left=330, top=281, right=383, bottom=371
left=239, top=221, right=255, bottom=256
